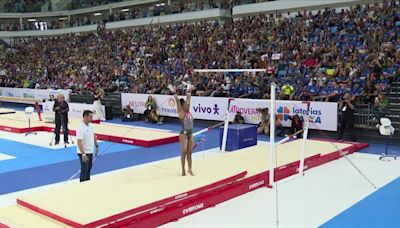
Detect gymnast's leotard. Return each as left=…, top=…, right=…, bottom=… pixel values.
left=180, top=111, right=193, bottom=137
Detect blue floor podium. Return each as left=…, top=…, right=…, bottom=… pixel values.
left=219, top=124, right=257, bottom=151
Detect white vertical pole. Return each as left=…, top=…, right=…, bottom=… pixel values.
left=269, top=83, right=276, bottom=187
left=299, top=117, right=309, bottom=175
left=221, top=99, right=233, bottom=153
left=19, top=17, right=23, bottom=31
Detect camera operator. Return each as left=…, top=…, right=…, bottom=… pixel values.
left=122, top=105, right=137, bottom=122
left=337, top=92, right=357, bottom=142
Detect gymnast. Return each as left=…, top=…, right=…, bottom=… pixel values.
left=173, top=89, right=194, bottom=176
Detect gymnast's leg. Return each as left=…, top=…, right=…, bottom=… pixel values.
left=179, top=133, right=188, bottom=176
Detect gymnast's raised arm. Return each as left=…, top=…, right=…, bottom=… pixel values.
left=174, top=94, right=184, bottom=120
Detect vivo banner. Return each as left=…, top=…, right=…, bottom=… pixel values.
left=191, top=97, right=227, bottom=121
left=43, top=101, right=105, bottom=120
left=121, top=93, right=338, bottom=131
left=121, top=93, right=228, bottom=121
left=0, top=87, right=70, bottom=102
left=229, top=99, right=338, bottom=131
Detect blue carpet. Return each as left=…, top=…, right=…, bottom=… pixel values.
left=0, top=138, right=138, bottom=173
left=0, top=103, right=26, bottom=111
left=0, top=146, right=179, bottom=194
left=356, top=143, right=400, bottom=156
left=321, top=177, right=400, bottom=228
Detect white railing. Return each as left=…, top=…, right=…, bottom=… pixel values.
left=232, top=0, right=383, bottom=17
left=0, top=8, right=228, bottom=37
left=0, top=0, right=159, bottom=18
left=0, top=0, right=382, bottom=38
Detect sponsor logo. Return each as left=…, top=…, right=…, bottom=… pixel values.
left=250, top=115, right=262, bottom=122
left=243, top=137, right=253, bottom=142
left=249, top=180, right=265, bottom=190
left=296, top=165, right=308, bottom=172
left=278, top=165, right=287, bottom=170
left=4, top=128, right=11, bottom=131
left=276, top=106, right=291, bottom=121
left=43, top=103, right=51, bottom=112
left=150, top=207, right=164, bottom=214
left=292, top=107, right=322, bottom=116
left=182, top=203, right=204, bottom=215
left=302, top=115, right=321, bottom=124
left=193, top=104, right=220, bottom=115
left=276, top=106, right=323, bottom=124
left=229, top=106, right=260, bottom=115
left=129, top=100, right=145, bottom=108
left=22, top=93, right=35, bottom=99
left=175, top=193, right=188, bottom=200
left=160, top=98, right=177, bottom=114
left=71, top=108, right=80, bottom=113
left=122, top=139, right=134, bottom=144
left=168, top=98, right=176, bottom=108
left=291, top=107, right=322, bottom=124
left=161, top=107, right=177, bottom=114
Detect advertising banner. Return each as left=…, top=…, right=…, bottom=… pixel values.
left=121, top=93, right=338, bottom=131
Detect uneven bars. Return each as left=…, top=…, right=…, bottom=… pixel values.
left=221, top=98, right=234, bottom=153
left=276, top=128, right=305, bottom=145
left=299, top=117, right=310, bottom=175
left=193, top=121, right=226, bottom=137
left=268, top=82, right=276, bottom=188
left=193, top=69, right=267, bottom=73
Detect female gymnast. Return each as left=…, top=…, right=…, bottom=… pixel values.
left=174, top=90, right=194, bottom=176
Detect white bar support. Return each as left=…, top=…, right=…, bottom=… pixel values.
left=299, top=117, right=309, bottom=175
left=193, top=121, right=225, bottom=137
left=276, top=129, right=305, bottom=145
left=276, top=137, right=290, bottom=145
left=193, top=128, right=208, bottom=137
left=221, top=99, right=233, bottom=153
left=268, top=83, right=276, bottom=187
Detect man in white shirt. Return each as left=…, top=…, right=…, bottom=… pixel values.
left=76, top=110, right=99, bottom=182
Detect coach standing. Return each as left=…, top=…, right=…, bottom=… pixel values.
left=76, top=110, right=99, bottom=182
left=53, top=94, right=69, bottom=145
left=337, top=92, right=357, bottom=142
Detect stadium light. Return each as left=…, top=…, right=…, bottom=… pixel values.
left=94, top=13, right=102, bottom=16
left=27, top=19, right=37, bottom=22
left=121, top=8, right=129, bottom=12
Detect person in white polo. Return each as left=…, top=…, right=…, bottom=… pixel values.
left=76, top=110, right=99, bottom=182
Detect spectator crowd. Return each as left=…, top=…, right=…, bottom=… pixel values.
left=0, top=1, right=399, bottom=110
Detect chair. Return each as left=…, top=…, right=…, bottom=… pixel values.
left=379, top=118, right=397, bottom=160
left=25, top=106, right=37, bottom=136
